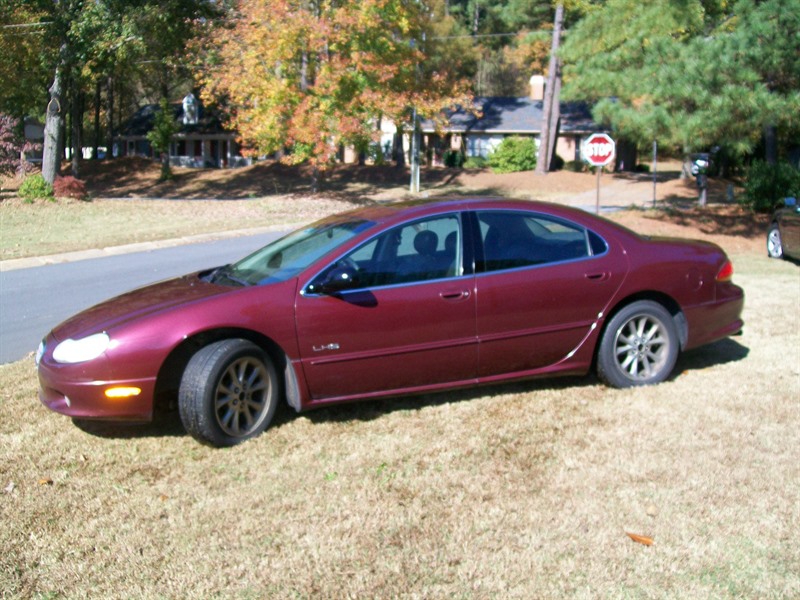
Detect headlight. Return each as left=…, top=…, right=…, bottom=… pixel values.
left=52, top=333, right=111, bottom=364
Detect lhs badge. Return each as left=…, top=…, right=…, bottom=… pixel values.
left=313, top=343, right=340, bottom=352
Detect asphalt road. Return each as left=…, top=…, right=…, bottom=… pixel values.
left=0, top=231, right=283, bottom=364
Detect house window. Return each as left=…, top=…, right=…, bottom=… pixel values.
left=466, top=135, right=503, bottom=158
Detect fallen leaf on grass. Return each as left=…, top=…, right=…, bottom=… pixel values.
left=38, top=478, right=54, bottom=486
left=626, top=532, right=654, bottom=546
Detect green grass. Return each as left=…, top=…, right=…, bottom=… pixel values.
left=1, top=254, right=798, bottom=598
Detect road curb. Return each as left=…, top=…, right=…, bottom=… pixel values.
left=0, top=223, right=302, bottom=273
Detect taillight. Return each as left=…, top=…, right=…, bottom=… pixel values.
left=716, top=260, right=734, bottom=282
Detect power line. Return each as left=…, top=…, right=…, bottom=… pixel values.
left=0, top=22, right=53, bottom=30
left=431, top=30, right=556, bottom=40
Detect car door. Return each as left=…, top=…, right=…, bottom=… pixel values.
left=782, top=200, right=800, bottom=258
left=295, top=213, right=477, bottom=401
left=473, top=210, right=626, bottom=378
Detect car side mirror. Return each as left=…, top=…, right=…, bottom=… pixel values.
left=309, top=266, right=360, bottom=295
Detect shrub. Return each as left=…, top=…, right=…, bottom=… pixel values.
left=634, top=163, right=651, bottom=173
left=488, top=137, right=537, bottom=174
left=53, top=175, right=88, bottom=200
left=442, top=149, right=464, bottom=169
left=551, top=153, right=565, bottom=171
left=565, top=160, right=586, bottom=173
left=18, top=173, right=54, bottom=202
left=741, top=160, right=800, bottom=213
left=463, top=156, right=487, bottom=169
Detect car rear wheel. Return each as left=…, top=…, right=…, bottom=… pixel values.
left=597, top=301, right=679, bottom=388
left=767, top=223, right=783, bottom=259
left=179, top=339, right=278, bottom=447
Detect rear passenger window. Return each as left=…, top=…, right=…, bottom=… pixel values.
left=477, top=211, right=595, bottom=272
left=588, top=230, right=608, bottom=255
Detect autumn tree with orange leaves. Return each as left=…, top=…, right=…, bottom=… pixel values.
left=203, top=0, right=472, bottom=177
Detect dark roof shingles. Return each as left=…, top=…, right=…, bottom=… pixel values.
left=424, top=97, right=597, bottom=134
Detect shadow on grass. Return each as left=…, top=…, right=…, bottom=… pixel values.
left=673, top=337, right=749, bottom=377
left=280, top=375, right=591, bottom=429
left=72, top=337, right=749, bottom=441
left=80, top=158, right=485, bottom=203
left=301, top=339, right=750, bottom=427
left=71, top=410, right=186, bottom=440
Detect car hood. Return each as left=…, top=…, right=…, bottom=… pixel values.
left=50, top=273, right=232, bottom=342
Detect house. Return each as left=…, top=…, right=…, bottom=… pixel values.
left=378, top=75, right=601, bottom=167
left=115, top=94, right=248, bottom=168
left=115, top=80, right=603, bottom=169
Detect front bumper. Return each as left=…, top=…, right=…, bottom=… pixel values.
left=38, top=359, right=156, bottom=422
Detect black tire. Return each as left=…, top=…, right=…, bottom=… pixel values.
left=179, top=339, right=279, bottom=447
left=767, top=223, right=783, bottom=259
left=597, top=301, right=679, bottom=388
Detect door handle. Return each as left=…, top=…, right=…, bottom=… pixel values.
left=585, top=272, right=611, bottom=282
left=440, top=290, right=471, bottom=301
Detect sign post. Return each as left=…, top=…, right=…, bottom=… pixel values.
left=582, top=133, right=616, bottom=213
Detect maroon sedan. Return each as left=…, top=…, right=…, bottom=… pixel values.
left=36, top=199, right=744, bottom=446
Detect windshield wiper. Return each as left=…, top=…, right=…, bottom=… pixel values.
left=209, top=265, right=250, bottom=287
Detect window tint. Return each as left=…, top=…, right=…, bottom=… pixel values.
left=313, top=215, right=462, bottom=290
left=477, top=211, right=594, bottom=272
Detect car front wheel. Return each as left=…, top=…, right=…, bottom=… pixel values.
left=597, top=301, right=679, bottom=388
left=767, top=223, right=783, bottom=259
left=179, top=339, right=279, bottom=447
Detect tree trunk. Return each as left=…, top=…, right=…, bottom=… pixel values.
left=71, top=88, right=83, bottom=177
left=535, top=4, right=564, bottom=176
left=614, top=140, right=638, bottom=172
left=106, top=75, right=115, bottom=156
left=764, top=124, right=778, bottom=165
left=393, top=126, right=406, bottom=169
left=160, top=152, right=171, bottom=180
left=93, top=80, right=101, bottom=160
left=42, top=45, right=67, bottom=185
left=311, top=165, right=320, bottom=194
left=301, top=51, right=309, bottom=91
left=546, top=70, right=561, bottom=170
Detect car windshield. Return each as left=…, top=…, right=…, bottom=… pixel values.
left=211, top=218, right=375, bottom=286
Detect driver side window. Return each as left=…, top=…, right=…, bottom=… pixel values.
left=318, top=214, right=462, bottom=290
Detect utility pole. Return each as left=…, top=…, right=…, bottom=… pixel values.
left=409, top=34, right=424, bottom=194
left=410, top=107, right=420, bottom=194
left=535, top=3, right=564, bottom=176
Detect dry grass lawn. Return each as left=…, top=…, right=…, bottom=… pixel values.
left=0, top=194, right=352, bottom=261
left=1, top=256, right=799, bottom=597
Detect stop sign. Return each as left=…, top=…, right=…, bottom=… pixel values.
left=582, top=133, right=616, bottom=167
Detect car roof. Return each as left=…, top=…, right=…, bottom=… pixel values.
left=330, top=197, right=638, bottom=239
left=336, top=197, right=580, bottom=223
